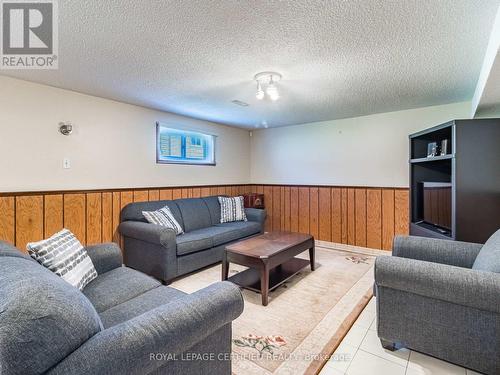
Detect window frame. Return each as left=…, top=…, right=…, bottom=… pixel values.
left=156, top=122, right=217, bottom=166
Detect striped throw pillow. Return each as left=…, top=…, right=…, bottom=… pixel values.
left=27, top=229, right=98, bottom=290
left=219, top=196, right=247, bottom=223
left=142, top=205, right=184, bottom=235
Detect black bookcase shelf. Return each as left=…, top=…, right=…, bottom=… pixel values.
left=409, top=119, right=500, bottom=243
left=410, top=155, right=454, bottom=164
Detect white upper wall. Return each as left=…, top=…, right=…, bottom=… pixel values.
left=0, top=76, right=251, bottom=192
left=250, top=102, right=471, bottom=188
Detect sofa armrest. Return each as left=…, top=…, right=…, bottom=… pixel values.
left=119, top=221, right=177, bottom=247
left=245, top=208, right=266, bottom=226
left=85, top=242, right=122, bottom=274
left=375, top=256, right=500, bottom=314
left=48, top=281, right=244, bottom=375
left=392, top=235, right=483, bottom=268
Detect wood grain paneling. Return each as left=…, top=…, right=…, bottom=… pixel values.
left=200, top=187, right=210, bottom=197
left=394, top=190, right=410, bottom=236
left=355, top=189, right=367, bottom=247
left=16, top=196, right=44, bottom=251
left=272, top=186, right=281, bottom=231
left=341, top=188, right=348, bottom=244
left=102, top=192, right=113, bottom=243
left=148, top=190, right=160, bottom=201
left=263, top=186, right=273, bottom=232
left=290, top=187, right=299, bottom=232
left=133, top=190, right=149, bottom=202
left=86, top=193, right=102, bottom=245
left=366, top=189, right=382, bottom=249
left=347, top=188, right=356, bottom=245
left=160, top=189, right=173, bottom=200
left=64, top=194, right=86, bottom=245
left=112, top=192, right=121, bottom=244
left=318, top=187, right=331, bottom=242
left=331, top=188, right=342, bottom=243
left=172, top=189, right=182, bottom=200
left=44, top=194, right=63, bottom=237
left=298, top=187, right=310, bottom=234
left=0, top=197, right=15, bottom=244
left=283, top=187, right=291, bottom=232
left=0, top=184, right=407, bottom=252
left=192, top=188, right=201, bottom=198
left=382, top=189, right=395, bottom=250
left=309, top=187, right=319, bottom=239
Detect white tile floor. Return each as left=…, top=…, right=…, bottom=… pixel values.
left=319, top=298, right=481, bottom=375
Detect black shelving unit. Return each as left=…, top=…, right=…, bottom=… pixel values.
left=409, top=118, right=500, bottom=243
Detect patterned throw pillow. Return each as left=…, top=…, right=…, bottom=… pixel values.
left=219, top=196, right=247, bottom=223
left=142, top=205, right=184, bottom=235
left=27, top=229, right=98, bottom=290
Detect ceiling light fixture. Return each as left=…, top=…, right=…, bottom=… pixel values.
left=254, top=71, right=282, bottom=101
left=256, top=81, right=265, bottom=100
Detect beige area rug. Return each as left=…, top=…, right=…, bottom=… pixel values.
left=171, top=245, right=380, bottom=375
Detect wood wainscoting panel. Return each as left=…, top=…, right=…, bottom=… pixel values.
left=290, top=187, right=299, bottom=233
left=366, top=189, right=382, bottom=249
left=112, top=192, right=121, bottom=244
left=16, top=195, right=44, bottom=251
left=331, top=188, right=342, bottom=243
left=101, top=192, right=113, bottom=243
left=298, top=187, right=310, bottom=234
left=354, top=188, right=367, bottom=247
left=256, top=185, right=408, bottom=250
left=44, top=194, right=63, bottom=238
left=382, top=189, right=396, bottom=250
left=86, top=192, right=102, bottom=245
left=309, top=187, right=319, bottom=239
left=272, top=186, right=281, bottom=231
left=318, top=187, right=331, bottom=242
left=394, top=189, right=410, bottom=236
left=0, top=196, right=15, bottom=244
left=64, top=194, right=86, bottom=245
left=0, top=184, right=407, bottom=252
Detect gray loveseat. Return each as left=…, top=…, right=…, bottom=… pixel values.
left=0, top=241, right=243, bottom=375
left=375, top=229, right=500, bottom=375
left=119, top=196, right=266, bottom=284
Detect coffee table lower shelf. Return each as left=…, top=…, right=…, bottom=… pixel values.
left=227, top=257, right=310, bottom=293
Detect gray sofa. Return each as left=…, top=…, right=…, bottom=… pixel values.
left=119, top=196, right=266, bottom=284
left=0, top=240, right=243, bottom=375
left=375, top=229, right=500, bottom=375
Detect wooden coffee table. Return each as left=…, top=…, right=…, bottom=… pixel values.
left=222, top=231, right=315, bottom=306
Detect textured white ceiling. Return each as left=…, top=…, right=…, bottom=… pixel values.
left=477, top=51, right=500, bottom=113
left=2, top=0, right=499, bottom=128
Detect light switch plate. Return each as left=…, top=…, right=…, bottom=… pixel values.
left=63, top=158, right=71, bottom=169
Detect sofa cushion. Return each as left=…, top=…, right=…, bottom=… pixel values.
left=175, top=198, right=213, bottom=232
left=27, top=229, right=98, bottom=290
left=203, top=196, right=222, bottom=225
left=143, top=205, right=184, bottom=235
left=121, top=200, right=184, bottom=229
left=213, top=221, right=261, bottom=246
left=0, top=242, right=102, bottom=375
left=99, top=286, right=186, bottom=328
left=82, top=267, right=161, bottom=312
left=219, top=196, right=247, bottom=223
left=472, top=229, right=500, bottom=273
left=176, top=228, right=215, bottom=256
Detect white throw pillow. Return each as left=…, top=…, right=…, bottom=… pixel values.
left=142, top=205, right=184, bottom=235
left=27, top=229, right=98, bottom=290
left=219, top=196, right=247, bottom=223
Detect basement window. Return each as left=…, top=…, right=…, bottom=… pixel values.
left=156, top=123, right=216, bottom=165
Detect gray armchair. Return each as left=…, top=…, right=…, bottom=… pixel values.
left=0, top=240, right=243, bottom=375
left=374, top=230, right=500, bottom=375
